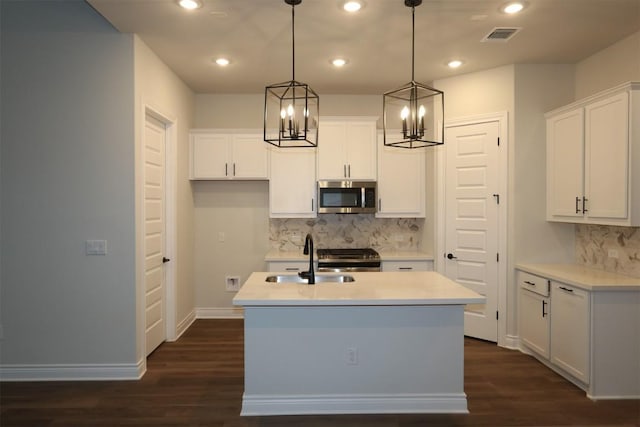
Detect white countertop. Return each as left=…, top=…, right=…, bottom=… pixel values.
left=516, top=263, right=640, bottom=291
left=233, top=271, right=485, bottom=306
left=264, top=249, right=433, bottom=262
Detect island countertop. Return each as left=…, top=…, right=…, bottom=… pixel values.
left=233, top=271, right=485, bottom=306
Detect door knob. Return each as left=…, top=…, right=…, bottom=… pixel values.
left=446, top=253, right=457, bottom=260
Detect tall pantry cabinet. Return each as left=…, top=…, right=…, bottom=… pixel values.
left=546, top=82, right=640, bottom=226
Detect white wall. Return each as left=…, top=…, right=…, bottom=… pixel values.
left=133, top=37, right=196, bottom=355
left=575, top=31, right=640, bottom=99
left=193, top=181, right=270, bottom=315
left=192, top=94, right=435, bottom=311
left=434, top=64, right=580, bottom=340
left=1, top=2, right=137, bottom=369
left=513, top=64, right=576, bottom=265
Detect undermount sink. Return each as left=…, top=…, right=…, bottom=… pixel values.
left=265, top=274, right=355, bottom=284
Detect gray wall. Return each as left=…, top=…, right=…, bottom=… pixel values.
left=1, top=1, right=137, bottom=365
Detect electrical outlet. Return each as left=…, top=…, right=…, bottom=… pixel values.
left=608, top=249, right=619, bottom=259
left=225, top=276, right=241, bottom=292
left=346, top=347, right=358, bottom=365
left=85, top=240, right=107, bottom=255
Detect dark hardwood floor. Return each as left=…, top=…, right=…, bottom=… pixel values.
left=1, top=319, right=638, bottom=426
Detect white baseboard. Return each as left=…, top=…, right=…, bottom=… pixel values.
left=174, top=309, right=196, bottom=340
left=196, top=306, right=244, bottom=319
left=240, top=393, right=469, bottom=416
left=502, top=334, right=520, bottom=350
left=0, top=359, right=145, bottom=382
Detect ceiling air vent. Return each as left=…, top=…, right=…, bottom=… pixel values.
left=481, top=27, right=521, bottom=42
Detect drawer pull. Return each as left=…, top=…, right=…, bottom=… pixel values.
left=524, top=280, right=536, bottom=286
left=559, top=286, right=574, bottom=293
left=285, top=267, right=300, bottom=271
left=399, top=267, right=413, bottom=270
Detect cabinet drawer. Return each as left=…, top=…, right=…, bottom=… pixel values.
left=267, top=261, right=309, bottom=273
left=382, top=260, right=433, bottom=272
left=518, top=271, right=550, bottom=297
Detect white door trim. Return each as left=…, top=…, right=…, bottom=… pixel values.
left=140, top=103, right=178, bottom=352
left=435, top=111, right=508, bottom=347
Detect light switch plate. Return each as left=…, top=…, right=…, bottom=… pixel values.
left=86, top=240, right=107, bottom=255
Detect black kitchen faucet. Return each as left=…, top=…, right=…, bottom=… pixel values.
left=299, top=233, right=315, bottom=284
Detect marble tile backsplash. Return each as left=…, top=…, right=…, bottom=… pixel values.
left=576, top=225, right=640, bottom=277
left=270, top=216, right=423, bottom=252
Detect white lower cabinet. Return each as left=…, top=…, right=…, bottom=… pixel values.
left=382, top=260, right=433, bottom=272
left=519, top=287, right=550, bottom=359
left=267, top=261, right=308, bottom=273
left=517, top=265, right=640, bottom=399
left=550, top=282, right=590, bottom=384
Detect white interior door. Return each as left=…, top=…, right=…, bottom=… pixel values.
left=144, top=114, right=167, bottom=356
left=444, top=121, right=499, bottom=342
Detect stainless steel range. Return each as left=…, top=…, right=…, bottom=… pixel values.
left=316, top=248, right=381, bottom=272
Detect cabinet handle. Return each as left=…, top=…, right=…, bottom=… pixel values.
left=311, top=198, right=314, bottom=211
left=285, top=267, right=300, bottom=271
left=582, top=197, right=588, bottom=214
left=558, top=286, right=574, bottom=293
left=399, top=267, right=413, bottom=271
left=344, top=165, right=347, bottom=177
left=379, top=198, right=382, bottom=211
left=225, top=163, right=228, bottom=176
left=233, top=163, right=236, bottom=176
left=348, top=164, right=351, bottom=177
left=524, top=280, right=536, bottom=286
left=575, top=196, right=581, bottom=214
left=542, top=300, right=548, bottom=317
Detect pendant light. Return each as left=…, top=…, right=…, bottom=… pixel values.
left=264, top=0, right=319, bottom=148
left=383, top=0, right=444, bottom=148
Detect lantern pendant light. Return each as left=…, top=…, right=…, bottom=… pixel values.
left=264, top=0, right=319, bottom=148
left=383, top=0, right=444, bottom=148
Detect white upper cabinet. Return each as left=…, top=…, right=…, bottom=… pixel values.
left=546, top=82, right=640, bottom=225
left=190, top=131, right=269, bottom=180
left=376, top=131, right=426, bottom=218
left=317, top=117, right=377, bottom=180
left=269, top=147, right=317, bottom=218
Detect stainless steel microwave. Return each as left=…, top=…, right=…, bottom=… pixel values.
left=317, top=181, right=377, bottom=214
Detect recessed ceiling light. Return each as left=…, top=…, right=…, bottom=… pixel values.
left=343, top=1, right=363, bottom=13
left=178, top=0, right=202, bottom=10
left=215, top=58, right=230, bottom=66
left=448, top=60, right=463, bottom=69
left=332, top=58, right=348, bottom=67
left=503, top=2, right=524, bottom=14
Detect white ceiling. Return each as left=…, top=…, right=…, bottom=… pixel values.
left=87, top=0, right=640, bottom=94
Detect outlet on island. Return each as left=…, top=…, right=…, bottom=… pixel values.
left=346, top=347, right=358, bottom=365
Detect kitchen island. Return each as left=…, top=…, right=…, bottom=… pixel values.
left=233, top=271, right=485, bottom=416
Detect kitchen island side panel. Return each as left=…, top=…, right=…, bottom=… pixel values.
left=242, top=305, right=466, bottom=415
